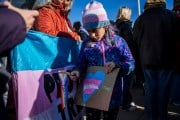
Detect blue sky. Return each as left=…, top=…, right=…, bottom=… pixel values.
left=69, top=0, right=174, bottom=25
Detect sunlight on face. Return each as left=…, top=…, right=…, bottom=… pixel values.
left=59, top=0, right=72, bottom=12
left=87, top=27, right=106, bottom=41
left=53, top=0, right=72, bottom=12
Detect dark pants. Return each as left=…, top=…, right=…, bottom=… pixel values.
left=86, top=108, right=118, bottom=120
left=170, top=72, right=180, bottom=105
left=144, top=69, right=173, bottom=120
left=122, top=72, right=135, bottom=108
left=0, top=62, right=11, bottom=120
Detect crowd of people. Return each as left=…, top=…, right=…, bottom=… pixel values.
left=0, top=0, right=179, bottom=120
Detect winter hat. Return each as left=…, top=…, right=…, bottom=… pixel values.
left=82, top=0, right=110, bottom=30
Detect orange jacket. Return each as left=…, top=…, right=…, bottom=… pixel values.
left=34, top=3, right=80, bottom=41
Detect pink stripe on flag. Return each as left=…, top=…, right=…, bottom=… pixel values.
left=84, top=79, right=101, bottom=85
left=83, top=89, right=94, bottom=94
left=12, top=69, right=69, bottom=120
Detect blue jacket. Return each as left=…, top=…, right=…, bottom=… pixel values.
left=77, top=32, right=134, bottom=109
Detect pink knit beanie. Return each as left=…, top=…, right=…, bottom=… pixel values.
left=82, top=0, right=110, bottom=30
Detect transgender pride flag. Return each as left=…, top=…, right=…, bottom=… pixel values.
left=10, top=30, right=82, bottom=120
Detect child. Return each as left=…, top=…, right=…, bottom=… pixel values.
left=70, top=0, right=134, bottom=119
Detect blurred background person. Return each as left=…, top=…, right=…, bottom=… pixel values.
left=115, top=6, right=142, bottom=111
left=133, top=0, right=177, bottom=120
left=73, top=21, right=89, bottom=41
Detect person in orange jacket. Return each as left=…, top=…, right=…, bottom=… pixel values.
left=34, top=0, right=80, bottom=41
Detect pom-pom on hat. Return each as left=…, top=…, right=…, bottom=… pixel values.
left=82, top=0, right=110, bottom=30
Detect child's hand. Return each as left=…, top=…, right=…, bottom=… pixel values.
left=105, top=62, right=116, bottom=74
left=69, top=70, right=80, bottom=81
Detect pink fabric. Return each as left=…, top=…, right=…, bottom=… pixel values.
left=83, top=15, right=108, bottom=23
left=12, top=69, right=69, bottom=120
left=84, top=79, right=101, bottom=85
left=83, top=79, right=101, bottom=94
left=83, top=89, right=94, bottom=94
left=82, top=1, right=109, bottom=28
left=84, top=3, right=102, bottom=11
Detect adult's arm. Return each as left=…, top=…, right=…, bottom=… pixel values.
left=0, top=6, right=26, bottom=55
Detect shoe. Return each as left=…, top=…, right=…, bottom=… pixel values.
left=127, top=105, right=137, bottom=111
left=172, top=102, right=180, bottom=107
left=121, top=102, right=137, bottom=111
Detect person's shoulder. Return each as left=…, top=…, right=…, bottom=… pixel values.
left=116, top=19, right=131, bottom=27
left=115, top=19, right=124, bottom=25
left=165, top=8, right=176, bottom=16
left=112, top=35, right=130, bottom=49
left=112, top=34, right=125, bottom=43
left=38, top=7, right=54, bottom=14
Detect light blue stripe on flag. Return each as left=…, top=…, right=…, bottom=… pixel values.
left=11, top=30, right=80, bottom=71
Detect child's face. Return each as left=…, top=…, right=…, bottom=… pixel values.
left=87, top=27, right=106, bottom=41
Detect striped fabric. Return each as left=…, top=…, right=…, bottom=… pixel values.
left=10, top=30, right=83, bottom=120
left=82, top=0, right=110, bottom=30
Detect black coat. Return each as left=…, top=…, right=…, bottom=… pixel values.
left=133, top=5, right=177, bottom=70
left=115, top=19, right=145, bottom=83
left=115, top=19, right=138, bottom=60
